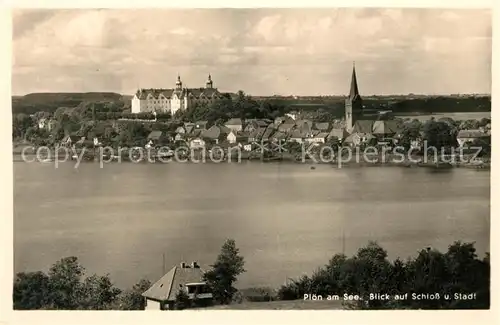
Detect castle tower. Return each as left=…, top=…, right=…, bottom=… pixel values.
left=206, top=73, right=213, bottom=89
left=176, top=74, right=183, bottom=90
left=345, top=62, right=363, bottom=132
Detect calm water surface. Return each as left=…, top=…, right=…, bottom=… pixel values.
left=14, top=161, right=490, bottom=289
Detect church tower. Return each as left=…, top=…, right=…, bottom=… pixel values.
left=345, top=63, right=363, bottom=132
left=205, top=73, right=213, bottom=89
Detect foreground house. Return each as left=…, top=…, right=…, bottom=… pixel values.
left=142, top=261, right=213, bottom=310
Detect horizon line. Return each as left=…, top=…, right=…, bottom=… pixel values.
left=11, top=91, right=492, bottom=97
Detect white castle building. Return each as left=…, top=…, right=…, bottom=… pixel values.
left=131, top=74, right=222, bottom=115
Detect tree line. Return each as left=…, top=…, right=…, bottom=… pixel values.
left=14, top=239, right=488, bottom=310
left=13, top=239, right=246, bottom=310
left=277, top=241, right=489, bottom=309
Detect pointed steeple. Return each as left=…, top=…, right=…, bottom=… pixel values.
left=349, top=62, right=361, bottom=101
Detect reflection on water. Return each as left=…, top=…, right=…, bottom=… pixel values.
left=14, top=161, right=490, bottom=288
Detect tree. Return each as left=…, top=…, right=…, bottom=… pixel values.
left=13, top=256, right=124, bottom=310
left=277, top=241, right=489, bottom=310
left=399, top=119, right=422, bottom=150
left=12, top=113, right=34, bottom=139
left=422, top=120, right=457, bottom=151
left=471, top=136, right=491, bottom=157
left=203, top=239, right=246, bottom=305
left=13, top=271, right=51, bottom=310
left=24, top=126, right=38, bottom=142
left=79, top=274, right=122, bottom=310
left=174, top=289, right=191, bottom=310
left=46, top=256, right=86, bottom=309
left=119, top=279, right=152, bottom=310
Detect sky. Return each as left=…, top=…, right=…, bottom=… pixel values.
left=12, top=8, right=492, bottom=96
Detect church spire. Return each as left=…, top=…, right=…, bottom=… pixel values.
left=349, top=62, right=360, bottom=101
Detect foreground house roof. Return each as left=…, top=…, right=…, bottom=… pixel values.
left=142, top=264, right=206, bottom=302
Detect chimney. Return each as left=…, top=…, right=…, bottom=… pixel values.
left=180, top=262, right=186, bottom=268
left=191, top=261, right=199, bottom=268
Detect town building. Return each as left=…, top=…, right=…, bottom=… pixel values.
left=142, top=261, right=213, bottom=310
left=131, top=74, right=223, bottom=115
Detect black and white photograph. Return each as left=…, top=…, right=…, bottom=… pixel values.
left=6, top=4, right=493, bottom=316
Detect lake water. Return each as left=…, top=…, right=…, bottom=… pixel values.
left=14, top=161, right=490, bottom=289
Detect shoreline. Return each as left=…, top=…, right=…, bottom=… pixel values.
left=13, top=153, right=491, bottom=170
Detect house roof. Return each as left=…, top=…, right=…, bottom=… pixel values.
left=278, top=123, right=295, bottom=133
left=314, top=132, right=330, bottom=139
left=271, top=131, right=287, bottom=140
left=298, top=122, right=313, bottom=134
left=457, top=130, right=489, bottom=138
left=142, top=264, right=206, bottom=301
left=351, top=120, right=374, bottom=134
left=185, top=125, right=195, bottom=134
left=314, top=122, right=330, bottom=131
left=148, top=131, right=163, bottom=140
left=219, top=125, right=231, bottom=134
left=328, top=128, right=349, bottom=140
left=344, top=133, right=376, bottom=143
left=262, top=126, right=276, bottom=139
left=295, top=119, right=313, bottom=128
left=201, top=125, right=228, bottom=139
left=289, top=129, right=306, bottom=139
left=248, top=128, right=266, bottom=140
left=371, top=120, right=402, bottom=135
left=225, top=118, right=243, bottom=126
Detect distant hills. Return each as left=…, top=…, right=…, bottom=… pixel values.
left=12, top=92, right=129, bottom=115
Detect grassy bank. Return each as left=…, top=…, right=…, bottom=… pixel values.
left=203, top=299, right=344, bottom=310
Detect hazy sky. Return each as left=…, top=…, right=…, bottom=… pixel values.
left=12, top=8, right=491, bottom=96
